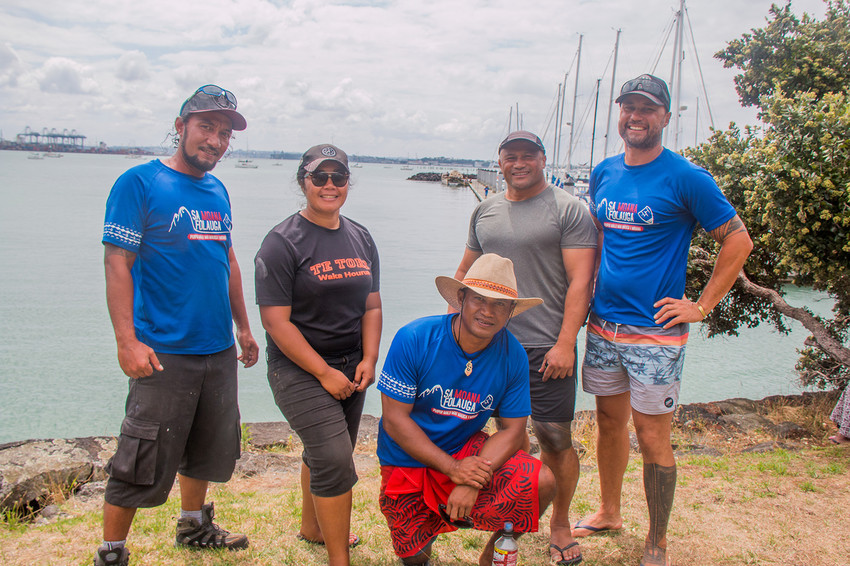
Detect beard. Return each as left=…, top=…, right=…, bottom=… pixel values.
left=180, top=142, right=219, bottom=173
left=621, top=126, right=664, bottom=151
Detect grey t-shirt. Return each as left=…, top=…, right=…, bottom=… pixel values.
left=467, top=185, right=597, bottom=347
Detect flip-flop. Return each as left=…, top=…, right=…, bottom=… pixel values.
left=572, top=520, right=617, bottom=536
left=549, top=542, right=582, bottom=565
left=296, top=532, right=360, bottom=548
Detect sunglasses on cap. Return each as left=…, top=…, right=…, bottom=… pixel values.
left=308, top=171, right=350, bottom=187
left=181, top=84, right=238, bottom=114
left=438, top=504, right=473, bottom=529
left=619, top=77, right=669, bottom=107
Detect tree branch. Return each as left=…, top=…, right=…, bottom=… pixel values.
left=692, top=256, right=850, bottom=366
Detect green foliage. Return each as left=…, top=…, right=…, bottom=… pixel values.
left=716, top=1, right=850, bottom=109
left=685, top=1, right=850, bottom=390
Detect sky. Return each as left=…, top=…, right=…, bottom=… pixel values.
left=0, top=0, right=831, bottom=163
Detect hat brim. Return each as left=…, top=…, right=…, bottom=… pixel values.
left=304, top=157, right=350, bottom=173
left=186, top=108, right=247, bottom=131
left=435, top=276, right=543, bottom=317
left=615, top=91, right=668, bottom=111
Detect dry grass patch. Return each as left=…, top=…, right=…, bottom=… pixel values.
left=2, top=411, right=850, bottom=565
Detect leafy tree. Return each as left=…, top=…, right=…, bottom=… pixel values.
left=716, top=1, right=850, bottom=109
left=685, top=1, right=850, bottom=390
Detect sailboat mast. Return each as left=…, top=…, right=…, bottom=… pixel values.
left=590, top=78, right=601, bottom=171
left=673, top=0, right=685, bottom=150
left=567, top=34, right=583, bottom=173
left=664, top=2, right=682, bottom=148
left=603, top=29, right=621, bottom=159
left=554, top=83, right=562, bottom=170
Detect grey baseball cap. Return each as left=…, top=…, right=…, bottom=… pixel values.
left=498, top=130, right=545, bottom=152
left=179, top=85, right=247, bottom=131
left=615, top=74, right=671, bottom=111
left=300, top=144, right=350, bottom=173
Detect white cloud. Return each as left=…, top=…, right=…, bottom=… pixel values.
left=116, top=51, right=150, bottom=82
left=0, top=0, right=832, bottom=157
left=0, top=43, right=25, bottom=87
left=36, top=57, right=99, bottom=94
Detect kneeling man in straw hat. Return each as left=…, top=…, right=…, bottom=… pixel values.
left=376, top=254, right=556, bottom=566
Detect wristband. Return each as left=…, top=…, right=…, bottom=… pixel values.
left=696, top=302, right=707, bottom=319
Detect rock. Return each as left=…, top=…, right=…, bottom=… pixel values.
left=234, top=452, right=300, bottom=477
left=73, top=480, right=106, bottom=503
left=712, top=398, right=760, bottom=415
left=771, top=421, right=808, bottom=439
left=243, top=422, right=293, bottom=450
left=717, top=413, right=774, bottom=433
left=0, top=436, right=115, bottom=512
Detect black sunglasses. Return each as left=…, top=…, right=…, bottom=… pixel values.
left=438, top=504, right=473, bottom=529
left=308, top=171, right=350, bottom=187
left=195, top=84, right=238, bottom=110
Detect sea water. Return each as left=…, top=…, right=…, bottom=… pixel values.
left=0, top=151, right=832, bottom=443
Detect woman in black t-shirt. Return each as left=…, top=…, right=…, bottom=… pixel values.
left=255, top=144, right=381, bottom=566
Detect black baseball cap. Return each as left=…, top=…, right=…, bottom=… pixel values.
left=615, top=74, right=671, bottom=111
left=498, top=130, right=545, bottom=153
left=299, top=144, right=350, bottom=173
left=179, top=84, right=247, bottom=131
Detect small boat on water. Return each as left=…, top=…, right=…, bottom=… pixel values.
left=441, top=170, right=464, bottom=186
left=235, top=159, right=258, bottom=169
left=28, top=153, right=44, bottom=160
left=43, top=152, right=63, bottom=158
left=352, top=163, right=363, bottom=168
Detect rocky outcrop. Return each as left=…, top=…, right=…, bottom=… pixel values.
left=0, top=437, right=116, bottom=512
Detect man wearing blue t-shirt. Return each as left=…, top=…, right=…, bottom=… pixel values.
left=572, top=75, right=753, bottom=566
left=377, top=254, right=557, bottom=566
left=96, top=85, right=259, bottom=566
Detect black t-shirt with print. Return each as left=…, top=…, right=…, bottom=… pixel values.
left=255, top=213, right=380, bottom=358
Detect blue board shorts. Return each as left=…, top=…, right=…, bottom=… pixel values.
left=581, top=312, right=687, bottom=415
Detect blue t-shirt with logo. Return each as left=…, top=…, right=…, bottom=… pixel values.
left=102, top=159, right=235, bottom=354
left=377, top=314, right=530, bottom=468
left=589, top=149, right=736, bottom=326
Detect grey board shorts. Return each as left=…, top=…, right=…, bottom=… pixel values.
left=104, top=345, right=241, bottom=509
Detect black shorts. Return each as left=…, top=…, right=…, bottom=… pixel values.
left=527, top=346, right=578, bottom=423
left=267, top=348, right=365, bottom=498
left=104, top=345, right=241, bottom=509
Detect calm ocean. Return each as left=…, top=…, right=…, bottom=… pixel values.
left=0, top=151, right=831, bottom=443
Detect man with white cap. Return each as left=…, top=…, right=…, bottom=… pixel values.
left=377, top=254, right=556, bottom=566
left=96, top=84, right=258, bottom=565
left=455, top=130, right=597, bottom=565
left=573, top=74, right=752, bottom=566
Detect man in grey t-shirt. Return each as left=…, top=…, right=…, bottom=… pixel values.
left=453, top=130, right=597, bottom=565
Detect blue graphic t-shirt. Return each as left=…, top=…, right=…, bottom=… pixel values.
left=377, top=314, right=530, bottom=468
left=589, top=149, right=736, bottom=326
left=102, top=159, right=235, bottom=354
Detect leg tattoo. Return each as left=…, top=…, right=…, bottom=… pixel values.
left=643, top=462, right=676, bottom=561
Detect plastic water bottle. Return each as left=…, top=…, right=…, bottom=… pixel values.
left=492, top=522, right=518, bottom=565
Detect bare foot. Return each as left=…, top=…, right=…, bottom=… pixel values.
left=829, top=434, right=850, bottom=445
left=549, top=525, right=581, bottom=564
left=571, top=511, right=623, bottom=538
left=640, top=541, right=670, bottom=566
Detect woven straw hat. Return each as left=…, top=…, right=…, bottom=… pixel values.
left=435, top=253, right=543, bottom=317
